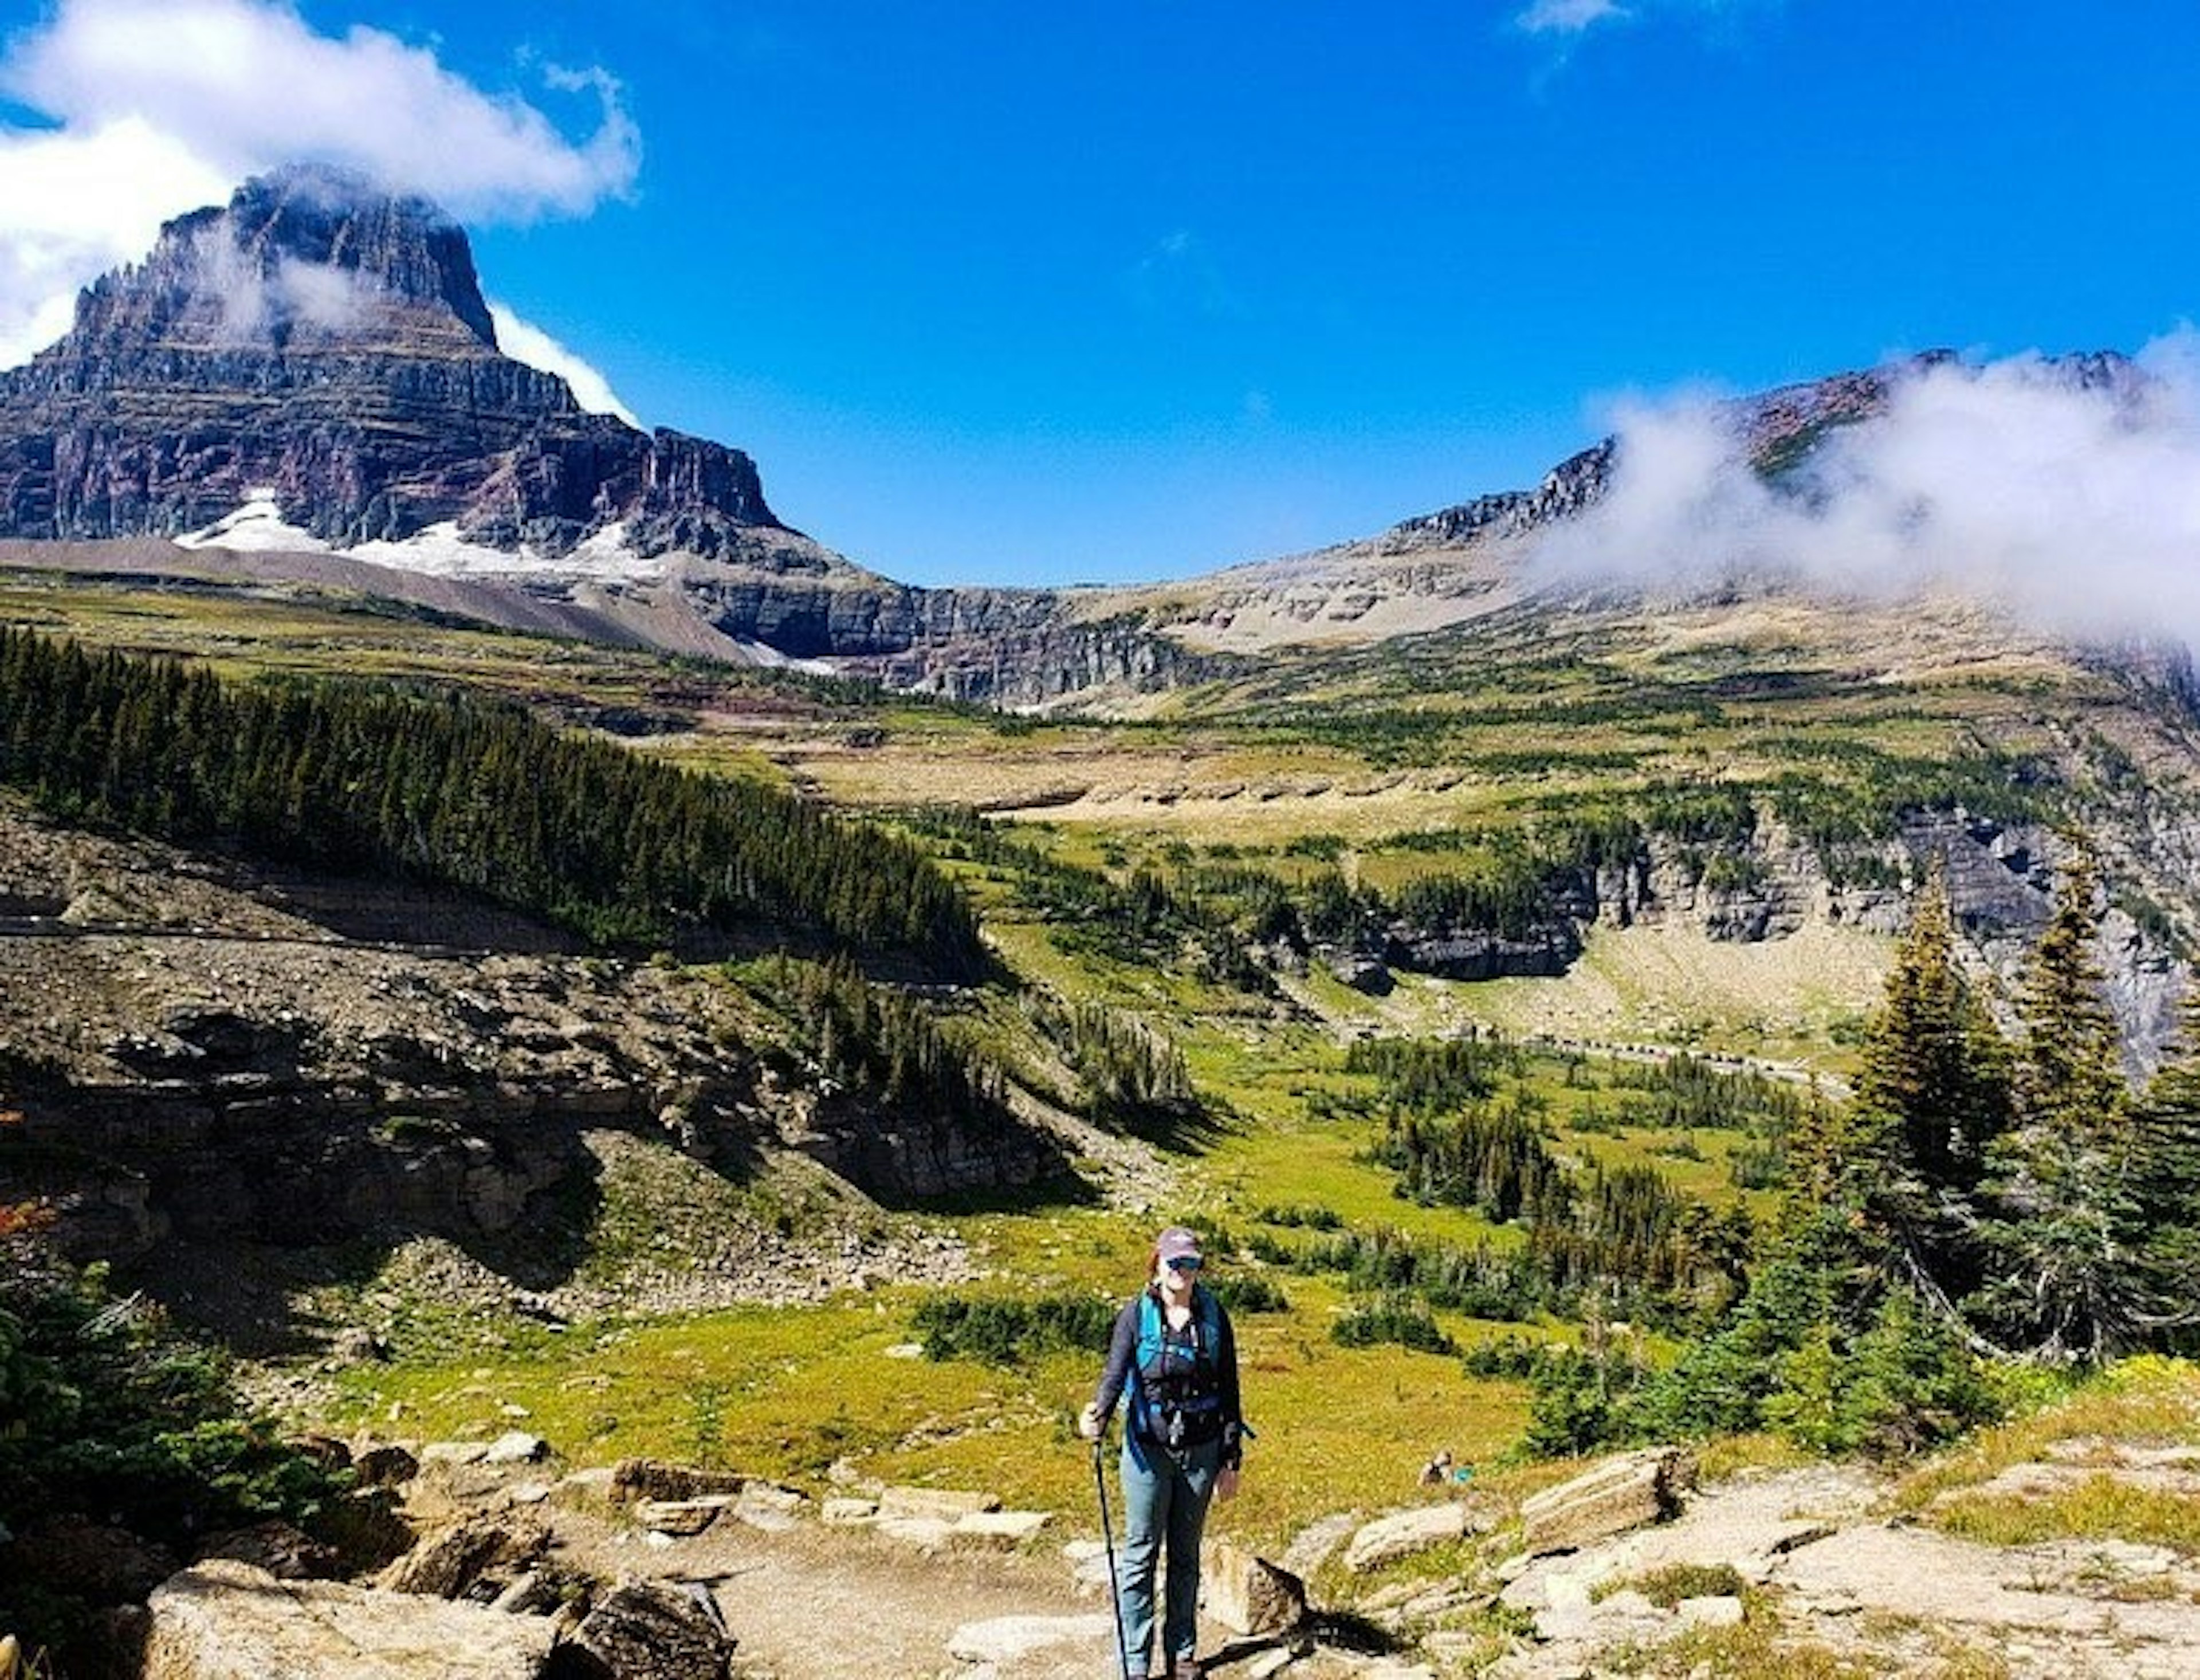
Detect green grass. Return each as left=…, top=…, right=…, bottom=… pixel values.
left=319, top=1265, right=1535, bottom=1552
left=1930, top=1478, right=2200, bottom=1556
left=1892, top=1357, right=2200, bottom=1555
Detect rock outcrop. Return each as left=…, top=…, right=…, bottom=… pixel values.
left=564, top=1580, right=737, bottom=1680
left=142, top=1560, right=557, bottom=1680
left=1518, top=1446, right=1696, bottom=1557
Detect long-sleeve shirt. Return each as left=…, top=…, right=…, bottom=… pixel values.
left=1091, top=1284, right=1244, bottom=1468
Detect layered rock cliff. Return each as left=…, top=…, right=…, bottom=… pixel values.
left=0, top=165, right=780, bottom=558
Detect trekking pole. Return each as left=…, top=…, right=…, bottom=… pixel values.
left=1093, top=1426, right=1133, bottom=1680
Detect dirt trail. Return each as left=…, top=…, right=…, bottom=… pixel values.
left=543, top=1504, right=1349, bottom=1680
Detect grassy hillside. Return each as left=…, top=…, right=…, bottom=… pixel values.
left=8, top=559, right=2200, bottom=1561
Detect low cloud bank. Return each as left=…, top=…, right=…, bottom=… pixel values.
left=489, top=304, right=641, bottom=427
left=1529, top=334, right=2200, bottom=647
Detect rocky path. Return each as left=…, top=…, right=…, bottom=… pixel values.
left=130, top=1430, right=2200, bottom=1679
left=1494, top=1461, right=2200, bottom=1678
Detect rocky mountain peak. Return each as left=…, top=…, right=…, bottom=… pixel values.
left=0, top=167, right=792, bottom=558
left=56, top=164, right=501, bottom=364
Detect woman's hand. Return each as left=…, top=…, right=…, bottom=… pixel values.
left=1077, top=1403, right=1105, bottom=1440
left=1215, top=1466, right=1240, bottom=1501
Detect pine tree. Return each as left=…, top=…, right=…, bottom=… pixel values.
left=1973, top=847, right=2150, bottom=1363
left=1853, top=862, right=2012, bottom=1190
left=1841, top=862, right=2011, bottom=1317
left=2127, top=986, right=2200, bottom=1349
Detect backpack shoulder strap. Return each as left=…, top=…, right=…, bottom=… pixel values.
left=1136, top=1288, right=1161, bottom=1355
left=1195, top=1283, right=1223, bottom=1359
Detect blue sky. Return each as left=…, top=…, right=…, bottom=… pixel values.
left=2, top=2, right=2198, bottom=586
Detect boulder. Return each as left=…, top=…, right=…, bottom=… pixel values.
left=320, top=1487, right=417, bottom=1576
left=1201, top=1540, right=1306, bottom=1636
left=195, top=1521, right=337, bottom=1580
left=352, top=1443, right=421, bottom=1487
left=1343, top=1503, right=1473, bottom=1573
left=143, top=1560, right=555, bottom=1679
left=563, top=1579, right=736, bottom=1680
left=1519, top=1446, right=1695, bottom=1557
left=632, top=1498, right=729, bottom=1538
left=610, top=1459, right=747, bottom=1505
left=377, top=1514, right=547, bottom=1600
left=482, top=1432, right=548, bottom=1466
left=731, top=1482, right=808, bottom=1532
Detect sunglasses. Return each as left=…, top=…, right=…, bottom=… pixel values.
left=1165, top=1256, right=1203, bottom=1272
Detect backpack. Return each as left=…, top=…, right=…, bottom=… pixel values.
left=1121, top=1284, right=1225, bottom=1460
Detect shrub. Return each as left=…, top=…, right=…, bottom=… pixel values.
left=0, top=1237, right=344, bottom=1657
left=1331, top=1294, right=1458, bottom=1356
left=1251, top=1202, right=1343, bottom=1230
left=912, top=1292, right=1116, bottom=1364
left=1207, top=1274, right=1291, bottom=1315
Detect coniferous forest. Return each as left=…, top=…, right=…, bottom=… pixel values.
left=1526, top=859, right=2200, bottom=1457
left=0, top=626, right=982, bottom=974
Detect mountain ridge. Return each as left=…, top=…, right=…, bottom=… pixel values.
left=3, top=167, right=2168, bottom=707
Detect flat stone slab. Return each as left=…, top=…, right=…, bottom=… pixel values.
left=714, top=1482, right=805, bottom=1534
left=1345, top=1502, right=1471, bottom=1572
left=634, top=1497, right=730, bottom=1537
left=418, top=1442, right=490, bottom=1468
left=945, top=1612, right=1115, bottom=1666
left=877, top=1486, right=1000, bottom=1521
left=950, top=1510, right=1052, bottom=1549
left=1519, top=1447, right=1693, bottom=1556
left=737, top=1481, right=808, bottom=1514
left=877, top=1515, right=958, bottom=1551
left=1676, top=1594, right=1745, bottom=1628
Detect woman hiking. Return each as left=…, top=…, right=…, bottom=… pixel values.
left=1079, top=1225, right=1246, bottom=1680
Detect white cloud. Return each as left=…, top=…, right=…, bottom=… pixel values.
left=1517, top=0, right=1628, bottom=36
left=0, top=0, right=639, bottom=367
left=488, top=302, right=641, bottom=428
left=1128, top=227, right=1240, bottom=320
left=0, top=114, right=234, bottom=364
left=1516, top=0, right=1778, bottom=42
left=1529, top=334, right=2200, bottom=648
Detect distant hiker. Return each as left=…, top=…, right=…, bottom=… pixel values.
left=1419, top=1448, right=1453, bottom=1486
left=1079, top=1225, right=1246, bottom=1680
